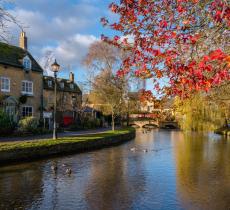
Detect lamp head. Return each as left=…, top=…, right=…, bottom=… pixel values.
left=51, top=59, right=60, bottom=72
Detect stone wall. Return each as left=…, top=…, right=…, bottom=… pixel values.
left=0, top=130, right=136, bottom=165
left=0, top=64, right=43, bottom=119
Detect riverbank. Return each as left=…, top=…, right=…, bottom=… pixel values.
left=215, top=127, right=230, bottom=136
left=0, top=127, right=135, bottom=165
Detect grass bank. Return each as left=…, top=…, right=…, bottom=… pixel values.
left=0, top=127, right=136, bottom=165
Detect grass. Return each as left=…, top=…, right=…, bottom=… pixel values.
left=0, top=127, right=135, bottom=152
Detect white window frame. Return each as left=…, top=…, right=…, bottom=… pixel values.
left=21, top=80, right=33, bottom=95
left=70, top=83, right=74, bottom=89
left=48, top=80, right=52, bottom=87
left=0, top=77, right=10, bottom=92
left=23, top=56, right=32, bottom=70
left=60, top=82, right=64, bottom=89
left=22, top=106, right=33, bottom=117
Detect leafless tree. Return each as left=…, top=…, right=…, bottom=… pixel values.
left=0, top=0, right=21, bottom=42
left=83, top=41, right=133, bottom=130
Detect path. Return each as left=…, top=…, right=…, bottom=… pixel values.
left=0, top=127, right=115, bottom=142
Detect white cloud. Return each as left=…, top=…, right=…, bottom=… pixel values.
left=40, top=34, right=98, bottom=76
left=5, top=0, right=112, bottom=77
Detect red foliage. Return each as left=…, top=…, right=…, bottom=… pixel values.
left=102, top=0, right=230, bottom=98
left=139, top=89, right=155, bottom=102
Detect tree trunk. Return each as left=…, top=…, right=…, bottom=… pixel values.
left=111, top=111, right=115, bottom=131
left=126, top=112, right=129, bottom=126
left=224, top=111, right=228, bottom=127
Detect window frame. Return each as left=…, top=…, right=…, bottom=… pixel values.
left=22, top=106, right=33, bottom=117
left=70, top=83, right=74, bottom=90
left=48, top=80, right=52, bottom=87
left=0, top=77, right=10, bottom=92
left=23, top=56, right=32, bottom=70
left=60, top=82, right=64, bottom=89
left=21, top=80, right=33, bottom=95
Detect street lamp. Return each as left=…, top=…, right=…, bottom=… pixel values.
left=72, top=95, right=77, bottom=121
left=51, top=59, right=60, bottom=140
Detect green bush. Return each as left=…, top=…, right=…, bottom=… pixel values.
left=0, top=110, right=15, bottom=134
left=67, top=118, right=102, bottom=131
left=18, top=116, right=39, bottom=132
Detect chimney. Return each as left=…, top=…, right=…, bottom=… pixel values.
left=70, top=72, right=74, bottom=83
left=19, top=31, right=28, bottom=50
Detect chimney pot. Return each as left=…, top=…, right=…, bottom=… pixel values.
left=19, top=31, right=28, bottom=50
left=70, top=72, right=74, bottom=83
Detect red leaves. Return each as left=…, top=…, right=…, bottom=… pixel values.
left=209, top=49, right=226, bottom=61
left=151, top=49, right=161, bottom=56
left=109, top=3, right=119, bottom=13
left=177, top=5, right=186, bottom=13
left=102, top=0, right=229, bottom=98
left=190, top=34, right=200, bottom=45
left=159, top=20, right=168, bottom=28
left=139, top=90, right=154, bottom=102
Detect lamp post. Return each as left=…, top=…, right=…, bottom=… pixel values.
left=51, top=59, right=60, bottom=140
left=72, top=95, right=77, bottom=121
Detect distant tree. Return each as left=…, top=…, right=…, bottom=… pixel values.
left=90, top=70, right=125, bottom=131
left=174, top=93, right=227, bottom=131
left=83, top=41, right=131, bottom=130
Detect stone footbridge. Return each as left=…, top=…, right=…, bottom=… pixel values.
left=130, top=118, right=179, bottom=129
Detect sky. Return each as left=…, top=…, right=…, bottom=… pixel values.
left=4, top=1, right=115, bottom=81
left=4, top=0, right=152, bottom=92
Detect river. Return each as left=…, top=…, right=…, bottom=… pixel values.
left=0, top=129, right=229, bottom=210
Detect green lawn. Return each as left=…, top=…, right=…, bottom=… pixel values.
left=0, top=127, right=135, bottom=152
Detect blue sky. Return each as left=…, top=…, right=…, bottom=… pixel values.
left=4, top=0, right=152, bottom=91
left=4, top=1, right=114, bottom=80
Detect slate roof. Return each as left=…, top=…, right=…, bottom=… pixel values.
left=0, top=42, right=43, bottom=72
left=43, top=76, right=82, bottom=94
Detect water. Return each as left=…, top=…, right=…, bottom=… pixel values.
left=0, top=129, right=229, bottom=210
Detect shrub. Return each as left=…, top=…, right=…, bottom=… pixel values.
left=18, top=116, right=39, bottom=132
left=0, top=110, right=15, bottom=134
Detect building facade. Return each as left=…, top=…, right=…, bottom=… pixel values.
left=0, top=32, right=43, bottom=121
left=43, top=72, right=82, bottom=127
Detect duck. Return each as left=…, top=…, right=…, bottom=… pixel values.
left=51, top=165, right=57, bottom=172
left=143, top=149, right=148, bottom=153
left=130, top=147, right=136, bottom=152
left=66, top=168, right=72, bottom=175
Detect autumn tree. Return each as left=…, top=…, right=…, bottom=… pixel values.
left=102, top=0, right=230, bottom=98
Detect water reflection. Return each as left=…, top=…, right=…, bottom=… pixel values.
left=173, top=132, right=230, bottom=210
left=84, top=149, right=147, bottom=210
left=0, top=164, right=43, bottom=209
left=0, top=130, right=229, bottom=210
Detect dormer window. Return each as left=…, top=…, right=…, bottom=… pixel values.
left=70, top=84, right=74, bottom=89
left=23, top=56, right=31, bottom=70
left=60, top=82, right=64, bottom=89
left=48, top=80, right=52, bottom=87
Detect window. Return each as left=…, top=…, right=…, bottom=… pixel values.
left=1, top=77, right=10, bottom=92
left=23, top=56, right=32, bottom=70
left=60, top=82, right=64, bottom=89
left=22, top=81, right=33, bottom=95
left=48, top=80, right=52, bottom=87
left=22, top=106, right=33, bottom=117
left=70, top=84, right=74, bottom=89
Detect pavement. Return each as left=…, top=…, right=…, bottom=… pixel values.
left=0, top=127, right=114, bottom=142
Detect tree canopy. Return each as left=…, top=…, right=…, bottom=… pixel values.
left=102, top=0, right=230, bottom=98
